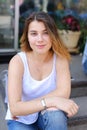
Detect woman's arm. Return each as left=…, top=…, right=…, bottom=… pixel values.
left=8, top=55, right=48, bottom=116
left=43, top=56, right=71, bottom=98
left=42, top=56, right=78, bottom=117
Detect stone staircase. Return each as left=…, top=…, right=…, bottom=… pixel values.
left=71, top=80, right=87, bottom=98
left=0, top=55, right=87, bottom=130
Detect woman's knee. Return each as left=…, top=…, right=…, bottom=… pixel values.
left=46, top=110, right=67, bottom=124
left=38, top=110, right=68, bottom=130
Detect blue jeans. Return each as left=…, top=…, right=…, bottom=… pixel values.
left=7, top=110, right=68, bottom=130
left=82, top=60, right=87, bottom=74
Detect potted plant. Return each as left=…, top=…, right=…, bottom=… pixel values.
left=56, top=14, right=82, bottom=52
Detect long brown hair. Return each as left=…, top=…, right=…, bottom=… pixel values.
left=20, top=11, right=71, bottom=60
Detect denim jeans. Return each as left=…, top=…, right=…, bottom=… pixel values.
left=7, top=110, right=68, bottom=130
left=82, top=60, right=87, bottom=74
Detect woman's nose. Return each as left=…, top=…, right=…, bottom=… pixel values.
left=37, top=34, right=43, bottom=41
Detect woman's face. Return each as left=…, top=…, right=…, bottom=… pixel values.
left=28, top=20, right=52, bottom=54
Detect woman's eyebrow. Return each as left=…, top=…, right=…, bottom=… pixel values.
left=29, top=30, right=36, bottom=32
left=29, top=29, right=47, bottom=32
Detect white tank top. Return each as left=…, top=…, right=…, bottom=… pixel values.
left=5, top=52, right=57, bottom=124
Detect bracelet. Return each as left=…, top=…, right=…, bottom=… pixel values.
left=41, top=98, right=47, bottom=109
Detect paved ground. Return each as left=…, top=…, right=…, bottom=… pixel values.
left=0, top=54, right=87, bottom=130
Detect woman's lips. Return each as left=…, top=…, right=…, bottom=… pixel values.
left=36, top=45, right=45, bottom=49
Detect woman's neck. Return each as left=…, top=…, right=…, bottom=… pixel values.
left=28, top=51, right=53, bottom=63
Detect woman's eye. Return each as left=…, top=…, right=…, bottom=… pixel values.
left=31, top=33, right=37, bottom=36
left=43, top=31, right=48, bottom=34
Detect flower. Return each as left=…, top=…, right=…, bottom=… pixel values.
left=56, top=14, right=81, bottom=31
left=62, top=15, right=80, bottom=31
left=56, top=14, right=82, bottom=50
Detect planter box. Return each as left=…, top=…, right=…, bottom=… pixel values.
left=58, top=30, right=81, bottom=49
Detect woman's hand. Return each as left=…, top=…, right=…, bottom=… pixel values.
left=46, top=97, right=79, bottom=118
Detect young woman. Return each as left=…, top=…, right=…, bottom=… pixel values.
left=6, top=12, right=79, bottom=130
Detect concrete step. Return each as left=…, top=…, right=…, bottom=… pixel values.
left=71, top=80, right=87, bottom=98
left=68, top=96, right=87, bottom=130
left=70, top=54, right=87, bottom=98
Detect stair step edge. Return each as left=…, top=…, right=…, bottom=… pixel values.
left=71, top=80, right=87, bottom=88
left=68, top=115, right=87, bottom=126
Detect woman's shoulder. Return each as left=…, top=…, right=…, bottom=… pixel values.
left=55, top=55, right=70, bottom=77
left=8, top=53, right=24, bottom=76
left=10, top=51, right=26, bottom=62
left=56, top=54, right=69, bottom=63
left=56, top=54, right=69, bottom=68
left=8, top=53, right=24, bottom=78
left=9, top=52, right=24, bottom=69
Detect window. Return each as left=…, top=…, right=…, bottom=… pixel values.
left=0, top=0, right=15, bottom=49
